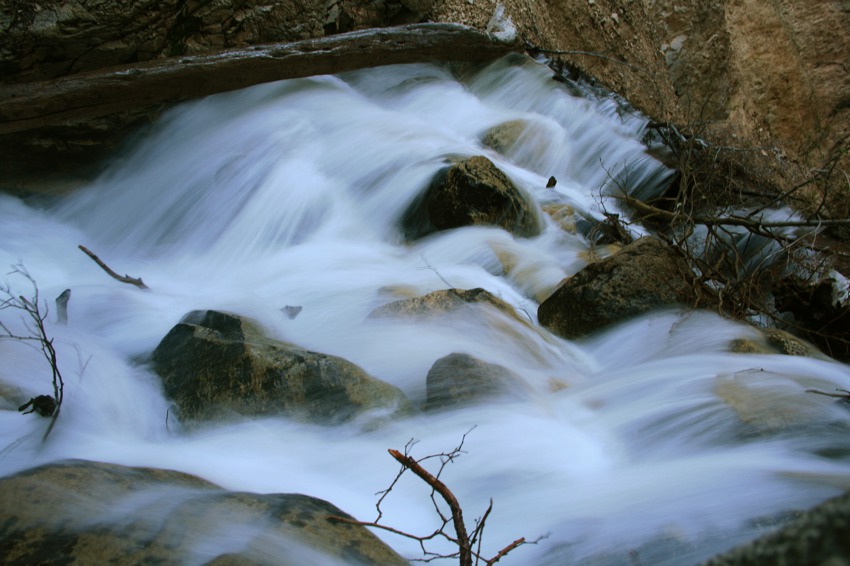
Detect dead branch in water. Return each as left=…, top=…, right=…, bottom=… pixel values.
left=805, top=388, right=850, bottom=401
left=327, top=429, right=539, bottom=565
left=0, top=264, right=65, bottom=441
left=79, top=245, right=148, bottom=289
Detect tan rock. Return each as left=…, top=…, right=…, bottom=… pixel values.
left=0, top=460, right=409, bottom=565
left=369, top=287, right=521, bottom=320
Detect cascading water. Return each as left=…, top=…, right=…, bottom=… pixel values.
left=1, top=54, right=849, bottom=565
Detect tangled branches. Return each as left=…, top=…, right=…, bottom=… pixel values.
left=0, top=264, right=65, bottom=440
left=328, top=429, right=537, bottom=565
left=596, top=117, right=850, bottom=358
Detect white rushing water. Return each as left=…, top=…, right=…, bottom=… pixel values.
left=2, top=54, right=850, bottom=565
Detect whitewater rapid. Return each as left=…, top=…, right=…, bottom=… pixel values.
left=1, top=54, right=849, bottom=565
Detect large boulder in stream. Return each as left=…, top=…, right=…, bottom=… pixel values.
left=150, top=310, right=412, bottom=425
left=538, top=237, right=711, bottom=340
left=424, top=352, right=532, bottom=411
left=702, top=487, right=850, bottom=566
left=401, top=155, right=541, bottom=240
left=0, top=459, right=408, bottom=565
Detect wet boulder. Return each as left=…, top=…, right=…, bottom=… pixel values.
left=150, top=310, right=412, bottom=425
left=0, top=460, right=409, bottom=565
left=401, top=155, right=541, bottom=240
left=424, top=352, right=532, bottom=411
left=728, top=328, right=828, bottom=359
left=702, top=488, right=850, bottom=566
left=481, top=119, right=529, bottom=155
left=481, top=118, right=564, bottom=175
left=538, top=237, right=709, bottom=340
left=369, top=287, right=521, bottom=321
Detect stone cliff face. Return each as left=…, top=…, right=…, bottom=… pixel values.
left=648, top=0, right=849, bottom=173
left=0, top=1, right=326, bottom=81
left=0, top=0, right=847, bottom=197
left=455, top=0, right=849, bottom=195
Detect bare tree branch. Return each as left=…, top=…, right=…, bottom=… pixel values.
left=805, top=388, right=850, bottom=400
left=79, top=245, right=149, bottom=289
left=1, top=265, right=64, bottom=441
left=326, top=430, right=537, bottom=566
left=387, top=447, right=473, bottom=564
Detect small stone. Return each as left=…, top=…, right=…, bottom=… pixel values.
left=282, top=305, right=302, bottom=319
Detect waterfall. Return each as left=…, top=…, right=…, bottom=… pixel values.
left=1, top=54, right=849, bottom=565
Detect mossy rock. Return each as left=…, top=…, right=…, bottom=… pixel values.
left=0, top=460, right=409, bottom=565
left=150, top=310, right=413, bottom=425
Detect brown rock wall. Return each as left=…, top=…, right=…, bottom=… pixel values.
left=646, top=0, right=849, bottom=165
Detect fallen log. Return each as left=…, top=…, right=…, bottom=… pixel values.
left=0, top=23, right=518, bottom=135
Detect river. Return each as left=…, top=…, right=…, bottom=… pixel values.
left=1, top=54, right=849, bottom=565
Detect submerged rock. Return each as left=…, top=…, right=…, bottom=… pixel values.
left=425, top=352, right=531, bottom=411
left=0, top=459, right=409, bottom=565
left=714, top=369, right=850, bottom=436
left=369, top=287, right=520, bottom=321
left=401, top=155, right=541, bottom=240
left=728, top=328, right=828, bottom=359
left=538, top=237, right=710, bottom=339
left=481, top=118, right=564, bottom=175
left=150, top=310, right=412, bottom=425
left=481, top=119, right=529, bottom=155
left=702, top=488, right=850, bottom=566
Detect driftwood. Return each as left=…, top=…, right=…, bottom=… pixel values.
left=0, top=24, right=518, bottom=135
left=79, top=245, right=148, bottom=289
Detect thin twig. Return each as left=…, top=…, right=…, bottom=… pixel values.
left=1, top=265, right=64, bottom=441
left=419, top=254, right=454, bottom=289
left=389, top=447, right=472, bottom=565
left=79, top=245, right=149, bottom=289
left=326, top=430, right=532, bottom=565
left=805, top=388, right=850, bottom=400
left=485, top=537, right=527, bottom=565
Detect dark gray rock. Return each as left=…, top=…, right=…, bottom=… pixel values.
left=425, top=352, right=531, bottom=411
left=0, top=0, right=327, bottom=83
left=538, top=237, right=711, bottom=339
left=401, top=155, right=541, bottom=240
left=150, top=310, right=412, bottom=425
